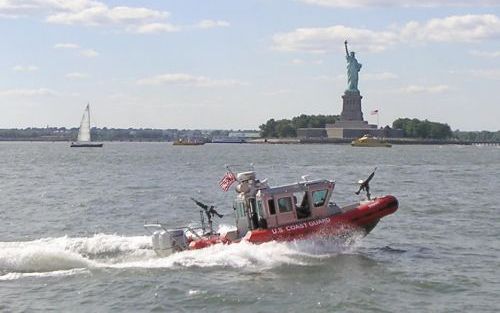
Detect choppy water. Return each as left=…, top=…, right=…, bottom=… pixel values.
left=0, top=142, right=499, bottom=312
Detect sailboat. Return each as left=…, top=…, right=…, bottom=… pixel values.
left=70, top=104, right=103, bottom=148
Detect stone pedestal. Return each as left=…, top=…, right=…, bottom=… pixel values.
left=323, top=90, right=380, bottom=139
left=341, top=91, right=363, bottom=121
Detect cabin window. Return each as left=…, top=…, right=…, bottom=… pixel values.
left=312, top=190, right=328, bottom=207
left=235, top=201, right=246, bottom=218
left=268, top=199, right=276, bottom=215
left=294, top=191, right=311, bottom=219
left=277, top=197, right=293, bottom=213
left=293, top=192, right=310, bottom=209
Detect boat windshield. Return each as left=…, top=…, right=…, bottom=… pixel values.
left=277, top=197, right=293, bottom=213
left=312, top=190, right=328, bottom=207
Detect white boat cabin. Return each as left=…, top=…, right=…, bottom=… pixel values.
left=232, top=171, right=340, bottom=238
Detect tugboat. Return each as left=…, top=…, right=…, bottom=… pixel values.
left=351, top=134, right=392, bottom=147
left=145, top=168, right=398, bottom=256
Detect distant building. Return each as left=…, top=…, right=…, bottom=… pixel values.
left=228, top=131, right=260, bottom=138
left=212, top=131, right=260, bottom=143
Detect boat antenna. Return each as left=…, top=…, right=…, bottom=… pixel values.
left=355, top=167, right=377, bottom=200
left=225, top=163, right=254, bottom=182
left=301, top=175, right=311, bottom=181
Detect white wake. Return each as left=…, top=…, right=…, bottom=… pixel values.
left=0, top=227, right=365, bottom=280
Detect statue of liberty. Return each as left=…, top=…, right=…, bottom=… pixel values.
left=344, top=40, right=362, bottom=92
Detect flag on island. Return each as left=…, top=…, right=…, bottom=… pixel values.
left=371, top=109, right=379, bottom=115
left=219, top=172, right=236, bottom=192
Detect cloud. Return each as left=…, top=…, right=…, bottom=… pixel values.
left=262, top=89, right=293, bottom=96
left=311, top=75, right=338, bottom=81
left=312, top=71, right=397, bottom=81
left=53, top=42, right=99, bottom=58
left=137, top=73, right=247, bottom=87
left=400, top=14, right=500, bottom=43
left=400, top=84, right=450, bottom=94
left=469, top=49, right=500, bottom=58
left=468, top=69, right=500, bottom=80
left=65, top=72, right=89, bottom=79
left=273, top=14, right=500, bottom=53
left=13, top=65, right=38, bottom=72
left=291, top=58, right=324, bottom=65
left=299, top=0, right=499, bottom=8
left=0, top=88, right=59, bottom=97
left=273, top=25, right=397, bottom=53
left=129, top=19, right=230, bottom=33
left=0, top=0, right=109, bottom=18
left=0, top=1, right=38, bottom=14
left=0, top=0, right=169, bottom=26
left=53, top=43, right=80, bottom=49
left=0, top=0, right=173, bottom=33
left=0, top=12, right=22, bottom=19
left=45, top=4, right=168, bottom=26
left=363, top=72, right=398, bottom=80
left=195, top=19, right=230, bottom=29
left=128, top=23, right=179, bottom=34
left=0, top=0, right=101, bottom=13
left=1, top=1, right=228, bottom=35
left=79, top=49, right=99, bottom=57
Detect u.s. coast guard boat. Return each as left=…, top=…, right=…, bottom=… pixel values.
left=145, top=168, right=398, bottom=256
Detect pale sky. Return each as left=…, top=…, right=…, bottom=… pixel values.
left=1, top=0, right=499, bottom=131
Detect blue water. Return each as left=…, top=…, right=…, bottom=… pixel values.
left=0, top=142, right=499, bottom=312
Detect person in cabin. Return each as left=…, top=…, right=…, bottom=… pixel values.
left=296, top=192, right=311, bottom=218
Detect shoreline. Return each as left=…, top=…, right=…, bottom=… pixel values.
left=1, top=138, right=499, bottom=145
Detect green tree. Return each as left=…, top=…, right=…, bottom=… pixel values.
left=259, top=114, right=339, bottom=138
left=392, top=118, right=452, bottom=139
left=259, top=118, right=278, bottom=138
left=276, top=119, right=296, bottom=137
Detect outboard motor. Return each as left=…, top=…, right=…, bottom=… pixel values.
left=152, top=228, right=188, bottom=256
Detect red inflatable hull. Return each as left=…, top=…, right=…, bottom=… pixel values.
left=188, top=195, right=398, bottom=250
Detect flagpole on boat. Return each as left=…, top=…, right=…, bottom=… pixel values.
left=225, top=164, right=239, bottom=182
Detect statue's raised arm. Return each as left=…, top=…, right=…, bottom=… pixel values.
left=344, top=40, right=349, bottom=57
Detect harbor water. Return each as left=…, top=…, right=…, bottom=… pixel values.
left=0, top=142, right=499, bottom=312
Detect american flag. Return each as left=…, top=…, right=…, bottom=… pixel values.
left=219, top=172, right=236, bottom=192
left=371, top=109, right=379, bottom=115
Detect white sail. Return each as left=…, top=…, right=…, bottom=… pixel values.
left=77, top=104, right=91, bottom=142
